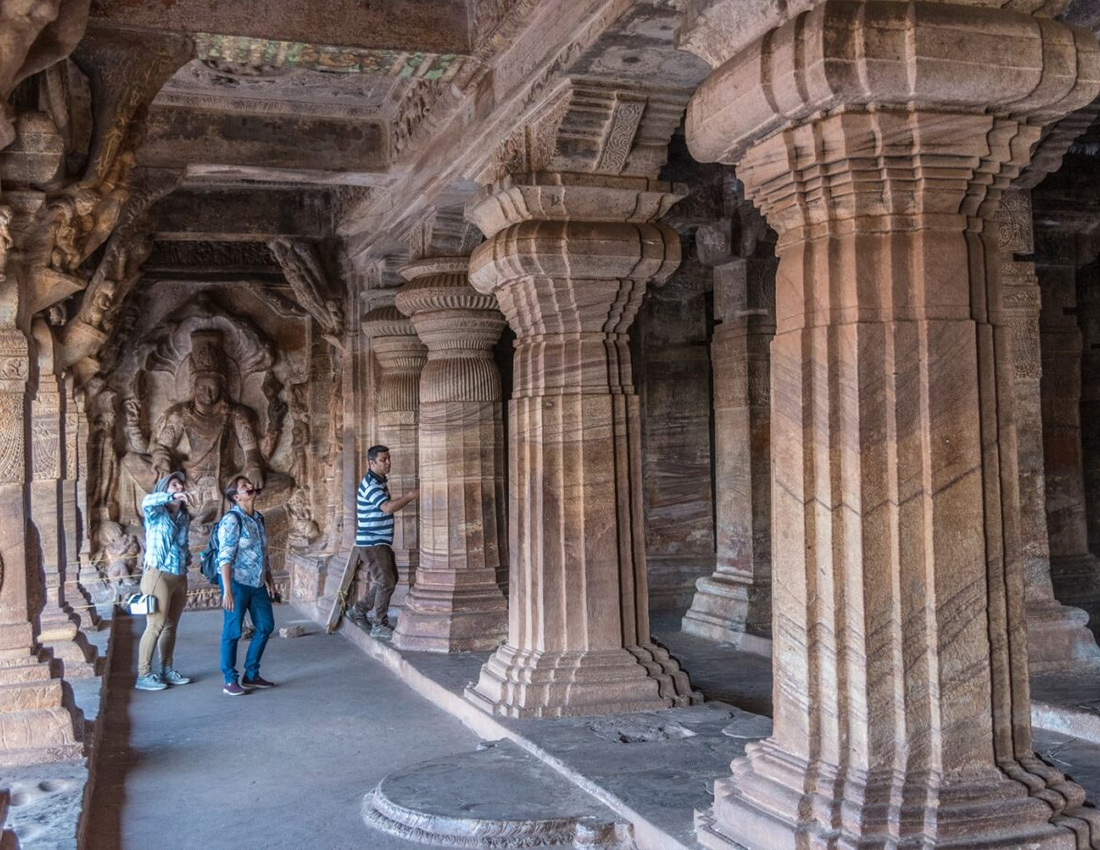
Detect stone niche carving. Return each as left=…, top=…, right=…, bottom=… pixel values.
left=91, top=288, right=318, bottom=606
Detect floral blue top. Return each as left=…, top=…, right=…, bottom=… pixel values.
left=216, top=505, right=269, bottom=588
left=141, top=492, right=191, bottom=575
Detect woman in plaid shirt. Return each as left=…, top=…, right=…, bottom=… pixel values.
left=135, top=471, right=194, bottom=691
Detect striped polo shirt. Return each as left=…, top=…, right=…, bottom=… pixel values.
left=356, top=470, right=394, bottom=546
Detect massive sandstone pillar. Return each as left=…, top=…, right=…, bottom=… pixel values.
left=465, top=176, right=698, bottom=716
left=361, top=305, right=426, bottom=607
left=686, top=2, right=1100, bottom=846
left=683, top=207, right=776, bottom=649
left=391, top=255, right=508, bottom=652
left=999, top=191, right=1099, bottom=668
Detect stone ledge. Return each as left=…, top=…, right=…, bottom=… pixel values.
left=2, top=617, right=117, bottom=850
left=301, top=601, right=767, bottom=850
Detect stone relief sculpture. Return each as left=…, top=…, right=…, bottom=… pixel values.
left=114, top=296, right=295, bottom=532
left=96, top=520, right=141, bottom=598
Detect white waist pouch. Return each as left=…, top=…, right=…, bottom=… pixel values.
left=124, top=593, right=158, bottom=615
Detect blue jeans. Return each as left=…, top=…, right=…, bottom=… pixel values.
left=220, top=579, right=274, bottom=683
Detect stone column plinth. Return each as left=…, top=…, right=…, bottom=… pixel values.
left=682, top=254, right=775, bottom=650
left=0, top=327, right=84, bottom=766
left=687, top=2, right=1100, bottom=847
left=361, top=306, right=426, bottom=608
left=998, top=192, right=1099, bottom=669
left=464, top=177, right=700, bottom=717
left=391, top=256, right=508, bottom=652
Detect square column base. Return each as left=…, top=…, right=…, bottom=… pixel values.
left=682, top=574, right=771, bottom=655
left=697, top=741, right=1095, bottom=850
left=392, top=582, right=507, bottom=653
left=465, top=644, right=701, bottom=718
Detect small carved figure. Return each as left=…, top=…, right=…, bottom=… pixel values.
left=287, top=488, right=321, bottom=549
left=97, top=520, right=142, bottom=593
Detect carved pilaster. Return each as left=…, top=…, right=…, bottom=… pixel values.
left=391, top=255, right=508, bottom=652
left=361, top=306, right=426, bottom=608
left=682, top=205, right=777, bottom=650
left=998, top=191, right=1100, bottom=668
left=687, top=2, right=1100, bottom=846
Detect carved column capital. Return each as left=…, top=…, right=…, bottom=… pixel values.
left=688, top=1, right=1099, bottom=170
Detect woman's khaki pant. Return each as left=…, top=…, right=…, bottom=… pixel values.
left=137, top=569, right=188, bottom=677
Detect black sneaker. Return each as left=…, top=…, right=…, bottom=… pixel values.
left=241, top=675, right=275, bottom=689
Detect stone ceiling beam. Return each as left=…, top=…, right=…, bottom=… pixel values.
left=153, top=188, right=330, bottom=241
left=87, top=0, right=473, bottom=55
left=138, top=107, right=388, bottom=173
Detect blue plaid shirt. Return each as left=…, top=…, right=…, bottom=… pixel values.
left=141, top=492, right=191, bottom=575
left=216, top=505, right=269, bottom=588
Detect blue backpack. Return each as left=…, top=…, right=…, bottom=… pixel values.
left=198, top=513, right=240, bottom=585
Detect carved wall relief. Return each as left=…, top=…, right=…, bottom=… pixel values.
left=87, top=282, right=325, bottom=606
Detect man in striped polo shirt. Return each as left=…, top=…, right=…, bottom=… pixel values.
left=347, top=445, right=418, bottom=638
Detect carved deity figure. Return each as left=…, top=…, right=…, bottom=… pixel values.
left=147, top=329, right=266, bottom=526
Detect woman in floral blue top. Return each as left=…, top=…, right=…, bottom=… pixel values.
left=135, top=471, right=195, bottom=692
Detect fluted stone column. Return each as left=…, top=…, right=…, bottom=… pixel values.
left=683, top=250, right=776, bottom=650
left=465, top=177, right=699, bottom=717
left=687, top=2, right=1100, bottom=846
left=391, top=257, right=508, bottom=652
left=361, top=306, right=426, bottom=608
left=998, top=191, right=1099, bottom=668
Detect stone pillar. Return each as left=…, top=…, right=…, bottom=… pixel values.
left=683, top=219, right=776, bottom=650
left=361, top=306, right=426, bottom=608
left=1079, top=262, right=1100, bottom=559
left=1037, top=225, right=1100, bottom=636
left=0, top=323, right=84, bottom=766
left=29, top=325, right=96, bottom=677
left=390, top=256, right=508, bottom=652
left=998, top=191, right=1099, bottom=668
left=465, top=177, right=699, bottom=717
left=687, top=2, right=1100, bottom=846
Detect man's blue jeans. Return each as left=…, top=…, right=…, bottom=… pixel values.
left=220, top=579, right=274, bottom=683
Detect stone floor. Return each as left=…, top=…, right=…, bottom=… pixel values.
left=82, top=608, right=489, bottom=850
left=10, top=607, right=1100, bottom=850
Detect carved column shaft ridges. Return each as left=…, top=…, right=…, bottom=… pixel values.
left=687, top=1, right=1100, bottom=847
left=465, top=176, right=699, bottom=717
left=391, top=255, right=509, bottom=652
left=362, top=304, right=427, bottom=606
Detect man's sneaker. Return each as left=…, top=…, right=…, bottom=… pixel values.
left=223, top=681, right=246, bottom=696
left=345, top=606, right=368, bottom=622
left=241, top=675, right=275, bottom=689
left=370, top=620, right=394, bottom=639
left=135, top=673, right=167, bottom=691
left=162, top=669, right=192, bottom=685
